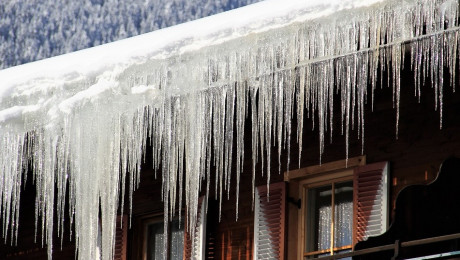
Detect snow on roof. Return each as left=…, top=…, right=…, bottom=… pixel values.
left=0, top=0, right=382, bottom=131
left=0, top=0, right=458, bottom=259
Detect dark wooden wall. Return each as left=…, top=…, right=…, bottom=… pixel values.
left=129, top=62, right=460, bottom=259
left=2, top=56, right=460, bottom=259
left=0, top=173, right=76, bottom=259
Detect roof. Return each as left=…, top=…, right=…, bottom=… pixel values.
left=0, top=0, right=382, bottom=130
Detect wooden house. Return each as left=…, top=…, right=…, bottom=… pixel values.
left=1, top=0, right=460, bottom=259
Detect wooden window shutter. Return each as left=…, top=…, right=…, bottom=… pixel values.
left=353, top=162, right=389, bottom=246
left=184, top=196, right=207, bottom=260
left=253, top=182, right=286, bottom=260
left=114, top=214, right=128, bottom=260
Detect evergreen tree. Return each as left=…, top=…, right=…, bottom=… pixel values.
left=0, top=0, right=262, bottom=69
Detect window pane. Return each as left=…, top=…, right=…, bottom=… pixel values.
left=336, top=249, right=352, bottom=260
left=146, top=219, right=184, bottom=260
left=334, top=181, right=353, bottom=248
left=146, top=222, right=165, bottom=260
left=170, top=219, right=184, bottom=260
left=306, top=185, right=332, bottom=253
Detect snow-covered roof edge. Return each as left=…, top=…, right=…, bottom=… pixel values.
left=0, top=0, right=384, bottom=134
left=0, top=0, right=459, bottom=259
left=0, top=0, right=381, bottom=87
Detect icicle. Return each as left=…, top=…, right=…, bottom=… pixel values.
left=235, top=66, right=248, bottom=220
left=250, top=86, right=259, bottom=209
left=0, top=1, right=459, bottom=259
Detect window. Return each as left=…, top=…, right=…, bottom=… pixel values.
left=144, top=218, right=184, bottom=260
left=304, top=179, right=353, bottom=258
left=132, top=196, right=207, bottom=260
left=284, top=156, right=389, bottom=259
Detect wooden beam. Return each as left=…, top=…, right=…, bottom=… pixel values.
left=284, top=155, right=366, bottom=182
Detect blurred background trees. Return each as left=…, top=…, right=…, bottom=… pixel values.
left=0, top=0, right=260, bottom=69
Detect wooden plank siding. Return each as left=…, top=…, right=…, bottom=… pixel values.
left=2, top=57, right=460, bottom=259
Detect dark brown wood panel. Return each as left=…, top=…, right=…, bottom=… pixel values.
left=3, top=45, right=460, bottom=260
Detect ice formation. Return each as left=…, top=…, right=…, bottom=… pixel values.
left=0, top=0, right=459, bottom=259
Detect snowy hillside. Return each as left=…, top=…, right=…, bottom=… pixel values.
left=0, top=0, right=260, bottom=69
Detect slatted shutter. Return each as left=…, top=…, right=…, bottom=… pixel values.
left=253, top=182, right=286, bottom=260
left=114, top=215, right=128, bottom=260
left=353, top=162, right=389, bottom=245
left=205, top=231, right=217, bottom=259
left=184, top=196, right=207, bottom=260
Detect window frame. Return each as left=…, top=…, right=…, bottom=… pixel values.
left=132, top=213, right=186, bottom=260
left=284, top=155, right=366, bottom=259
left=301, top=175, right=354, bottom=258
